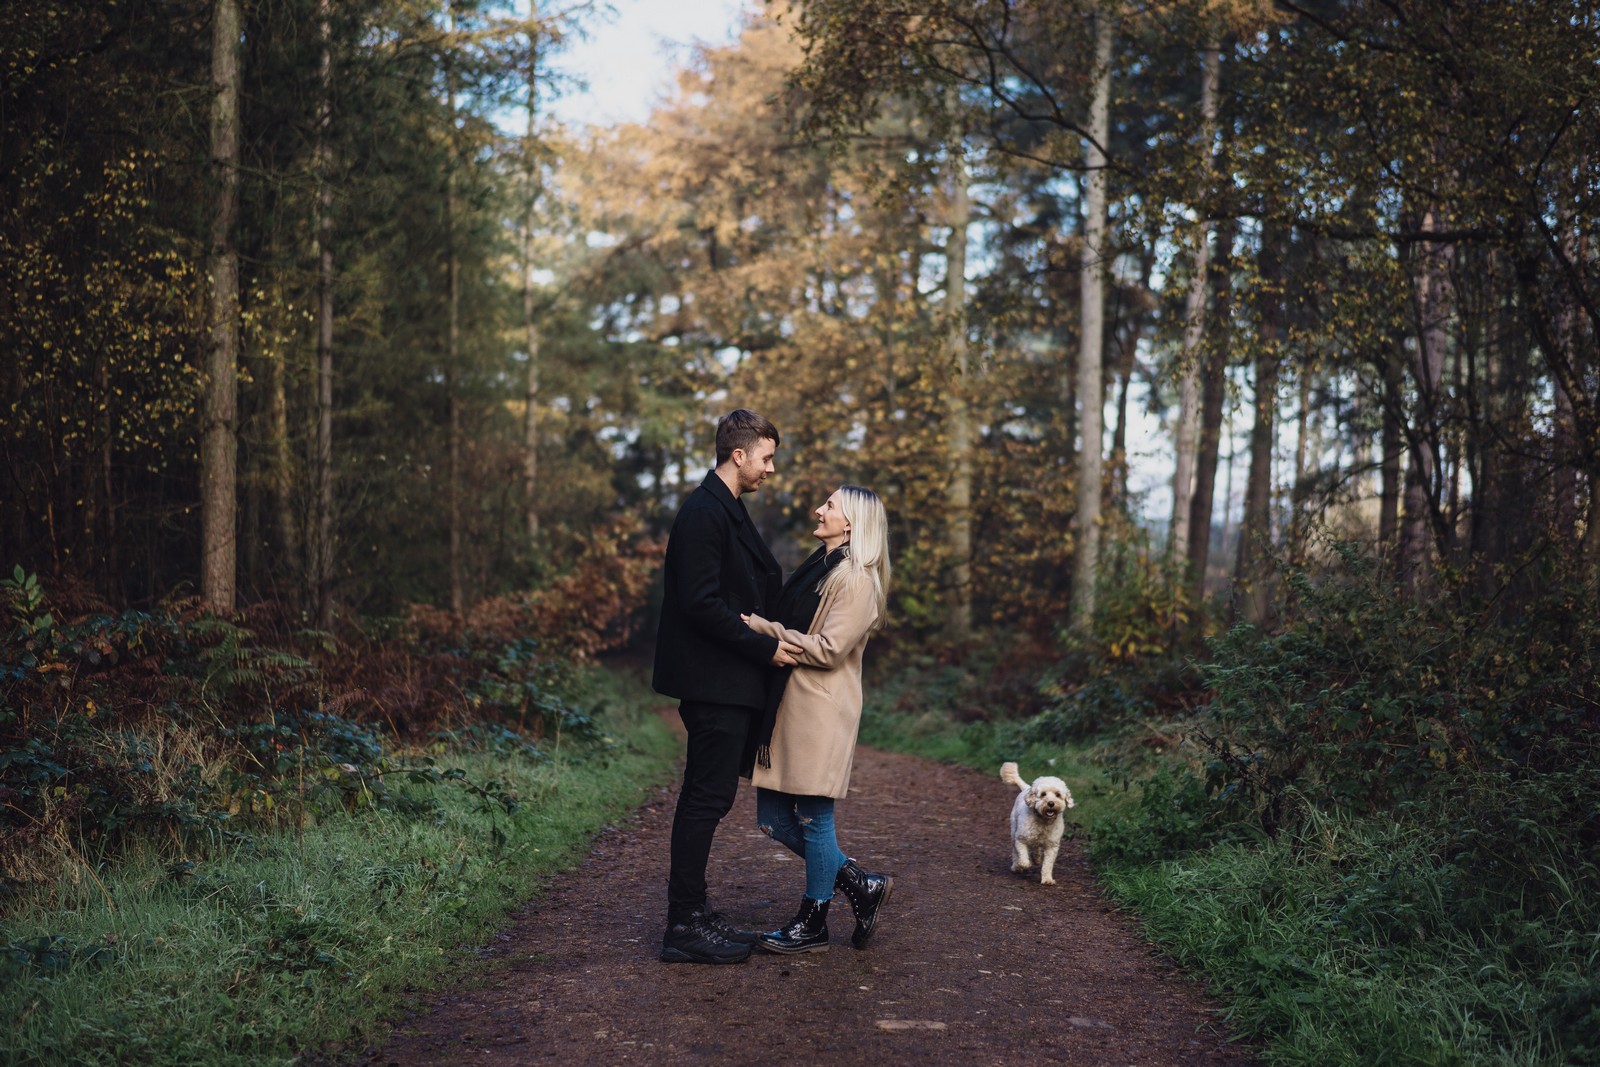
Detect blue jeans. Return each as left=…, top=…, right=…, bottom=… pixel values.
left=756, top=787, right=847, bottom=902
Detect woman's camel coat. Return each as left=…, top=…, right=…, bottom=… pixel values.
left=745, top=570, right=879, bottom=799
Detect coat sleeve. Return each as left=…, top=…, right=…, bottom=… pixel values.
left=671, top=503, right=781, bottom=665
left=745, top=573, right=877, bottom=670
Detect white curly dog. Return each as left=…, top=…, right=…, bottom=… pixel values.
left=1000, top=761, right=1075, bottom=885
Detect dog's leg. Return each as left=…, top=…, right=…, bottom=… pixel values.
left=1038, top=840, right=1060, bottom=885
left=1011, top=838, right=1032, bottom=872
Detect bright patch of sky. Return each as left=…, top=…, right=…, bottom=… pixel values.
left=547, top=0, right=752, bottom=127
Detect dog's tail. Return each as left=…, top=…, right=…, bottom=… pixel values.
left=999, top=761, right=1028, bottom=792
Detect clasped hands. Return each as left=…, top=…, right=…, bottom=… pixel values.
left=742, top=612, right=803, bottom=666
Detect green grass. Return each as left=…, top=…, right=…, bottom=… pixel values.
left=0, top=665, right=680, bottom=1066
left=860, top=657, right=1600, bottom=1066
left=1096, top=800, right=1600, bottom=1067
left=856, top=672, right=1143, bottom=835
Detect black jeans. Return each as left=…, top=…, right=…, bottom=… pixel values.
left=667, top=701, right=752, bottom=925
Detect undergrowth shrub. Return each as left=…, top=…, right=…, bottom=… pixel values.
left=0, top=568, right=608, bottom=900
left=1198, top=543, right=1600, bottom=822
left=1022, top=529, right=1210, bottom=744
left=1068, top=543, right=1600, bottom=1063
left=1096, top=773, right=1600, bottom=1065
left=1089, top=768, right=1217, bottom=863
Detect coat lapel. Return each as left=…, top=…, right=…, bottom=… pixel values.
left=701, top=471, right=779, bottom=573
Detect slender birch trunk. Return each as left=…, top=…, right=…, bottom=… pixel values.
left=1289, top=361, right=1313, bottom=566
left=1070, top=9, right=1113, bottom=633
left=522, top=7, right=541, bottom=543
left=944, top=157, right=973, bottom=642
left=268, top=334, right=299, bottom=583
left=1186, top=218, right=1236, bottom=614
left=1169, top=35, right=1219, bottom=562
left=1109, top=247, right=1155, bottom=509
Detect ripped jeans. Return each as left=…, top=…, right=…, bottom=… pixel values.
left=755, top=788, right=848, bottom=902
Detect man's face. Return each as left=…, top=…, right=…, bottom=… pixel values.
left=733, top=437, right=778, bottom=495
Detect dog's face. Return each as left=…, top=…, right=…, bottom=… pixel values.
left=1027, top=776, right=1074, bottom=820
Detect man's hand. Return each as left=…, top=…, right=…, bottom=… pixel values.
left=770, top=639, right=803, bottom=667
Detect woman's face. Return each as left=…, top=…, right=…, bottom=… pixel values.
left=813, top=490, right=851, bottom=548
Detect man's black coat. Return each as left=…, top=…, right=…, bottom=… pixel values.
left=652, top=471, right=783, bottom=710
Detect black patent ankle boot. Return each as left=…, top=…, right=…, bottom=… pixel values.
left=834, top=858, right=893, bottom=948
left=757, top=898, right=830, bottom=954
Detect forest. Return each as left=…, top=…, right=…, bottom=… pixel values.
left=3, top=0, right=1598, bottom=1064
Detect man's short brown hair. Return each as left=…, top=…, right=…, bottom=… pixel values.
left=715, top=409, right=780, bottom=465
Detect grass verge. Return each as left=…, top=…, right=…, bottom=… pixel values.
left=858, top=657, right=1600, bottom=1065
left=856, top=681, right=1141, bottom=836
left=1096, top=805, right=1599, bottom=1066
left=0, top=665, right=680, bottom=1067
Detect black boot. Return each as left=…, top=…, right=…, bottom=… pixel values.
left=698, top=903, right=758, bottom=945
left=834, top=858, right=893, bottom=948
left=661, top=912, right=753, bottom=964
left=757, top=898, right=830, bottom=954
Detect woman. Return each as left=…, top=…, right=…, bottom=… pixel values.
left=740, top=485, right=893, bottom=953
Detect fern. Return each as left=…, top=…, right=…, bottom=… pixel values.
left=188, top=618, right=313, bottom=704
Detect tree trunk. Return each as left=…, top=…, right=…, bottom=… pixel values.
left=1108, top=245, right=1155, bottom=510
left=1554, top=376, right=1579, bottom=541
left=1169, top=35, right=1219, bottom=563
left=1551, top=218, right=1582, bottom=557
left=1399, top=205, right=1451, bottom=596
left=1070, top=9, right=1112, bottom=633
left=1233, top=223, right=1283, bottom=626
left=1378, top=335, right=1404, bottom=565
left=1585, top=473, right=1600, bottom=582
left=1289, top=359, right=1313, bottom=566
left=91, top=352, right=112, bottom=588
left=201, top=0, right=241, bottom=613
left=1186, top=219, right=1235, bottom=615
left=943, top=157, right=973, bottom=643
left=268, top=332, right=299, bottom=585
left=522, top=8, right=541, bottom=544
left=446, top=3, right=464, bottom=617
left=313, top=0, right=336, bottom=629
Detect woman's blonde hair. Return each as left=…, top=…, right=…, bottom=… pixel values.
left=821, top=485, right=890, bottom=631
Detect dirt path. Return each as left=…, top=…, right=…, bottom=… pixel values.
left=370, top=733, right=1252, bottom=1066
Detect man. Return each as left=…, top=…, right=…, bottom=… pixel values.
left=654, top=409, right=802, bottom=964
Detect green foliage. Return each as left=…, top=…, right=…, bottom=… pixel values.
left=0, top=571, right=610, bottom=895
left=1027, top=673, right=1162, bottom=744
left=1195, top=545, right=1600, bottom=825
left=864, top=605, right=1600, bottom=1064
left=855, top=643, right=1140, bottom=834
left=1097, top=771, right=1600, bottom=1066
left=0, top=670, right=681, bottom=1066
left=1089, top=769, right=1217, bottom=865
left=460, top=638, right=597, bottom=742
left=1071, top=548, right=1600, bottom=1063
left=183, top=619, right=314, bottom=706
